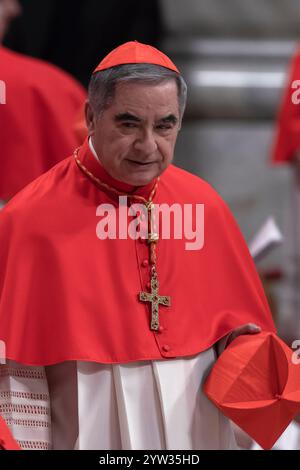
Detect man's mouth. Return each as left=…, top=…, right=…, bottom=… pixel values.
left=126, top=159, right=156, bottom=166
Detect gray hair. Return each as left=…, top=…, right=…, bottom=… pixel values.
left=88, top=63, right=187, bottom=120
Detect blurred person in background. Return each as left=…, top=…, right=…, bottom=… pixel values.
left=0, top=0, right=86, bottom=203
left=271, top=48, right=300, bottom=349
left=3, top=0, right=163, bottom=86
left=240, top=48, right=300, bottom=450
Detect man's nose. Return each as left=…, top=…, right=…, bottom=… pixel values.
left=134, top=129, right=158, bottom=155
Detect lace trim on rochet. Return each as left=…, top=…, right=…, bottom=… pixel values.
left=0, top=368, right=45, bottom=380
left=16, top=440, right=51, bottom=450
left=0, top=391, right=49, bottom=401
left=0, top=363, right=52, bottom=450
left=5, top=417, right=50, bottom=428
left=0, top=403, right=49, bottom=416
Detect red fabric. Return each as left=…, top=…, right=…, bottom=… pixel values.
left=204, top=332, right=300, bottom=450
left=93, top=41, right=179, bottom=74
left=0, top=416, right=20, bottom=450
left=0, top=47, right=86, bottom=200
left=272, top=47, right=300, bottom=164
left=74, top=104, right=88, bottom=143
left=0, top=138, right=275, bottom=366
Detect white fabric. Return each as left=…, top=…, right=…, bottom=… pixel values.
left=76, top=348, right=237, bottom=450
left=0, top=360, right=51, bottom=450
left=0, top=349, right=238, bottom=450
left=89, top=137, right=99, bottom=161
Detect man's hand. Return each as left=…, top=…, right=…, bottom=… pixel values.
left=226, top=323, right=262, bottom=347
left=216, top=323, right=262, bottom=356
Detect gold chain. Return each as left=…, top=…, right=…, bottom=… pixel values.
left=74, top=147, right=171, bottom=331
left=73, top=147, right=159, bottom=265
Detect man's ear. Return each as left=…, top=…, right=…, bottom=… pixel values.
left=177, top=115, right=182, bottom=132
left=85, top=100, right=96, bottom=136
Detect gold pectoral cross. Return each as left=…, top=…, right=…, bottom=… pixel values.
left=139, top=266, right=171, bottom=331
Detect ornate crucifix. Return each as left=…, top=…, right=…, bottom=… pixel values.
left=140, top=266, right=171, bottom=331
left=74, top=153, right=171, bottom=331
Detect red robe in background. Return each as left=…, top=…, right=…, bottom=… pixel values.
left=272, top=47, right=300, bottom=164
left=0, top=47, right=86, bottom=200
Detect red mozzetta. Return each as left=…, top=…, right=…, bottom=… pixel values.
left=0, top=138, right=275, bottom=365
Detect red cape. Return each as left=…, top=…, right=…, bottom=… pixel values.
left=0, top=139, right=275, bottom=365
left=272, top=47, right=300, bottom=164
left=0, top=47, right=86, bottom=200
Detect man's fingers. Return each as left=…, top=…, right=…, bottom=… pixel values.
left=228, top=324, right=261, bottom=344
left=244, top=323, right=261, bottom=333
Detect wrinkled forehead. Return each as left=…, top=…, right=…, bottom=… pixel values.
left=110, top=80, right=180, bottom=116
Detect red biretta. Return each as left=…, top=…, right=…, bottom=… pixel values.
left=204, top=332, right=300, bottom=450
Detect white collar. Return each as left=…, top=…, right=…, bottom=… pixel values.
left=88, top=137, right=99, bottom=162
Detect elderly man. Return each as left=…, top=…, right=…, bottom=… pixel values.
left=0, top=0, right=86, bottom=202
left=0, top=41, right=275, bottom=450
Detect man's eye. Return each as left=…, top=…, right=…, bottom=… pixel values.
left=157, top=124, right=172, bottom=130
left=122, top=122, right=137, bottom=128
